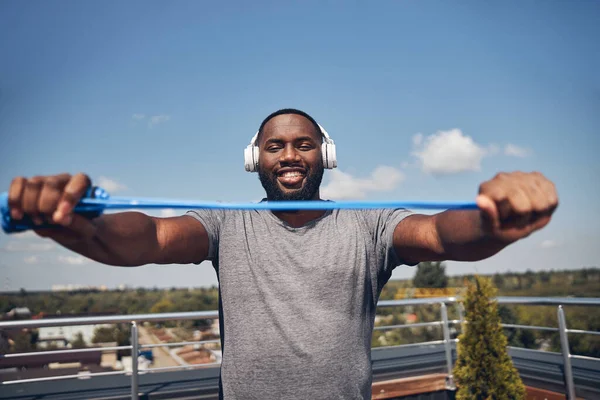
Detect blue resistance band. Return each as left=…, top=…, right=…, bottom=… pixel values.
left=0, top=187, right=478, bottom=234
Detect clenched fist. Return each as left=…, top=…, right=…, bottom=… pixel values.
left=476, top=171, right=559, bottom=243
left=8, top=173, right=96, bottom=239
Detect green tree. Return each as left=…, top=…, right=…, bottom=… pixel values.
left=492, top=273, right=505, bottom=289
left=92, top=324, right=131, bottom=359
left=150, top=298, right=175, bottom=314
left=70, top=332, right=87, bottom=349
left=10, top=330, right=38, bottom=353
left=454, top=276, right=526, bottom=400
left=413, top=261, right=448, bottom=288
left=539, top=271, right=551, bottom=283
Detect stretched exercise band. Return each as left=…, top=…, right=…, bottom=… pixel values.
left=0, top=187, right=478, bottom=234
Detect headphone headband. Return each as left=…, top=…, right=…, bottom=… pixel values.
left=248, top=124, right=333, bottom=146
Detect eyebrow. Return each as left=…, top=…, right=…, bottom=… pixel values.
left=264, top=136, right=318, bottom=145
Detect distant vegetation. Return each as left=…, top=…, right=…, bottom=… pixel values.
left=0, top=286, right=220, bottom=317
left=1, top=266, right=598, bottom=357
left=375, top=264, right=600, bottom=358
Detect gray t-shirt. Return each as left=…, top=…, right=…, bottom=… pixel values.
left=186, top=207, right=413, bottom=400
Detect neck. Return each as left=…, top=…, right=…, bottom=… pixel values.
left=272, top=209, right=327, bottom=227
left=267, top=193, right=326, bottom=227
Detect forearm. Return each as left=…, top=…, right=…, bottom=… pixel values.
left=434, top=210, right=510, bottom=261
left=57, top=212, right=161, bottom=267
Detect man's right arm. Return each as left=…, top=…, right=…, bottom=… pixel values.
left=7, top=173, right=209, bottom=267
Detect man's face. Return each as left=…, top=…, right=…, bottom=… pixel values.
left=257, top=114, right=324, bottom=201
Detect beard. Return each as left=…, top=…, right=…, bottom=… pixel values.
left=258, top=163, right=324, bottom=201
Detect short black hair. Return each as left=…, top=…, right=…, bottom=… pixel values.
left=256, top=108, right=322, bottom=145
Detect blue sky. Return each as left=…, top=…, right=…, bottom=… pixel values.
left=1, top=1, right=599, bottom=291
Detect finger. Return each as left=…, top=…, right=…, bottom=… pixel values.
left=38, top=175, right=69, bottom=221
left=526, top=177, right=548, bottom=214
left=530, top=214, right=552, bottom=232
left=535, top=173, right=559, bottom=213
left=478, top=180, right=508, bottom=226
left=496, top=199, right=513, bottom=222
left=22, top=177, right=44, bottom=225
left=8, top=177, right=26, bottom=220
left=54, top=173, right=91, bottom=225
left=504, top=186, right=532, bottom=217
left=498, top=189, right=531, bottom=231
left=476, top=194, right=499, bottom=229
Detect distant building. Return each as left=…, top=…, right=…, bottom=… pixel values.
left=38, top=324, right=112, bottom=349
left=3, top=307, right=31, bottom=320
left=51, top=284, right=108, bottom=292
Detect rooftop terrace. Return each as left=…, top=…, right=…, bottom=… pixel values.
left=1, top=297, right=599, bottom=399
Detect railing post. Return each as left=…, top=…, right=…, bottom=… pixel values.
left=558, top=306, right=575, bottom=400
left=440, top=302, right=455, bottom=389
left=131, top=321, right=139, bottom=400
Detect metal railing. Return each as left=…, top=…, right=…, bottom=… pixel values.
left=0, top=310, right=219, bottom=399
left=1, top=296, right=599, bottom=400
left=376, top=296, right=600, bottom=399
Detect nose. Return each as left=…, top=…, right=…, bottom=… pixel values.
left=280, top=144, right=300, bottom=164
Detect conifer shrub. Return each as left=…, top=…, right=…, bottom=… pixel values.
left=454, top=276, right=526, bottom=400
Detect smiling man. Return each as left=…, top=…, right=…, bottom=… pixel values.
left=6, top=108, right=558, bottom=399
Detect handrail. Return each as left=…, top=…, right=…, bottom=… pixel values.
left=378, top=296, right=600, bottom=308
left=0, top=310, right=219, bottom=329
left=496, top=296, right=600, bottom=306
left=1, top=296, right=598, bottom=400
left=1, top=297, right=598, bottom=330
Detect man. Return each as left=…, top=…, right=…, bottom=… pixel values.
left=7, top=108, right=558, bottom=399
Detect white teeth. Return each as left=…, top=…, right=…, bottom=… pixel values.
left=282, top=171, right=302, bottom=178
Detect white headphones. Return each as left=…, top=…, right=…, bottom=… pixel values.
left=244, top=123, right=337, bottom=172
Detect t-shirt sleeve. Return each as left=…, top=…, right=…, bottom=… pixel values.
left=361, top=208, right=417, bottom=272
left=185, top=209, right=224, bottom=262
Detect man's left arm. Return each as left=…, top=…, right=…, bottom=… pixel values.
left=393, top=171, right=559, bottom=264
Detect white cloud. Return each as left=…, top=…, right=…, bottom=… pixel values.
left=540, top=240, right=560, bottom=249
left=160, top=209, right=178, bottom=218
left=132, top=113, right=146, bottom=120
left=321, top=166, right=405, bottom=200
left=410, top=128, right=532, bottom=175
left=411, top=129, right=487, bottom=175
left=504, top=144, right=530, bottom=158
left=58, top=255, right=88, bottom=265
left=412, top=133, right=423, bottom=146
left=148, top=114, right=171, bottom=127
left=96, top=176, right=127, bottom=193
left=24, top=255, right=38, bottom=264
left=3, top=242, right=54, bottom=252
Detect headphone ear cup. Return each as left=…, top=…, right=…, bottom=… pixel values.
left=253, top=146, right=259, bottom=171
left=321, top=143, right=329, bottom=169
left=329, top=142, right=337, bottom=168
left=322, top=142, right=337, bottom=169
left=244, top=145, right=258, bottom=172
